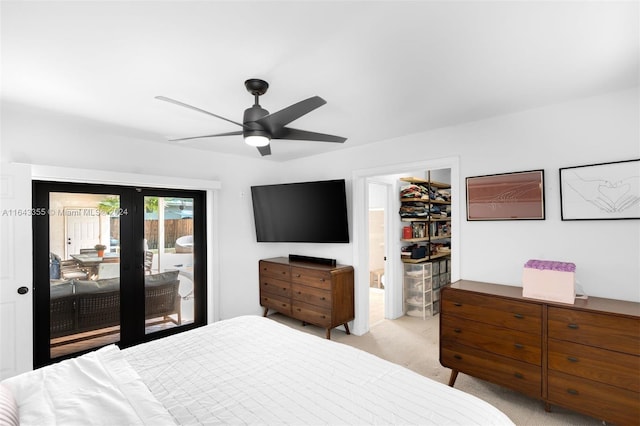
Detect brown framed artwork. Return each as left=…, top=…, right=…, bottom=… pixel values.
left=466, top=169, right=545, bottom=220
left=560, top=159, right=640, bottom=220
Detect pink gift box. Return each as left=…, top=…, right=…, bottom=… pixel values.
left=522, top=259, right=576, bottom=304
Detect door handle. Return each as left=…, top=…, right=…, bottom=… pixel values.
left=17, top=286, right=29, bottom=295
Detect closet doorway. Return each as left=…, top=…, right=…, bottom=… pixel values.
left=368, top=182, right=388, bottom=326
left=32, top=181, right=207, bottom=367
left=353, top=157, right=460, bottom=336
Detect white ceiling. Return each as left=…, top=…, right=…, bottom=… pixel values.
left=2, top=1, right=638, bottom=162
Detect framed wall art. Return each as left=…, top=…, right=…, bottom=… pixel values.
left=466, top=169, right=545, bottom=221
left=560, top=159, right=640, bottom=220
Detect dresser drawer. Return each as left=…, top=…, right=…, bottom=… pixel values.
left=291, top=300, right=331, bottom=327
left=548, top=370, right=640, bottom=426
left=441, top=288, right=542, bottom=335
left=548, top=339, right=640, bottom=393
left=441, top=342, right=541, bottom=398
left=259, top=260, right=290, bottom=280
left=260, top=293, right=291, bottom=315
left=291, top=267, right=332, bottom=290
left=441, top=315, right=541, bottom=365
left=548, top=307, right=640, bottom=354
left=291, top=283, right=331, bottom=309
left=260, top=277, right=291, bottom=298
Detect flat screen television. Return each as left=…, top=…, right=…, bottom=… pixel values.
left=251, top=179, right=349, bottom=243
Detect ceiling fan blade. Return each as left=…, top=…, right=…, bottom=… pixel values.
left=168, top=130, right=243, bottom=143
left=156, top=96, right=248, bottom=129
left=256, top=96, right=326, bottom=133
left=257, top=144, right=271, bottom=156
left=274, top=127, right=347, bottom=143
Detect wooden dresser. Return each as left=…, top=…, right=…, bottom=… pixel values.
left=440, top=280, right=640, bottom=425
left=259, top=257, right=354, bottom=339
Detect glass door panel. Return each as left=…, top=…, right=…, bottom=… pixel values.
left=143, top=196, right=195, bottom=334
left=48, top=192, right=121, bottom=358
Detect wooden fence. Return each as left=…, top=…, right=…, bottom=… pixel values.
left=109, top=219, right=193, bottom=249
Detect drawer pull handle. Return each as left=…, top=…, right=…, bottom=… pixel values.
left=321, top=315, right=326, bottom=319
left=567, top=389, right=579, bottom=395
left=514, top=343, right=524, bottom=349
left=283, top=271, right=288, bottom=275
left=513, top=313, right=524, bottom=319
left=320, top=278, right=325, bottom=282
left=295, top=273, right=300, bottom=277
left=282, top=287, right=287, bottom=291
left=454, top=354, right=462, bottom=360
left=297, top=291, right=302, bottom=294
left=281, top=304, right=286, bottom=307
left=514, top=372, right=523, bottom=379
left=453, top=302, right=462, bottom=307
left=320, top=297, right=326, bottom=300
left=296, top=308, right=301, bottom=312
left=568, top=323, right=579, bottom=329
left=454, top=328, right=462, bottom=333
left=567, top=356, right=579, bottom=363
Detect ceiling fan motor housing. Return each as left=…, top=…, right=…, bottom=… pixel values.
left=243, top=106, right=270, bottom=139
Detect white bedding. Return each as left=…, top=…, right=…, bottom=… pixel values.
left=3, top=315, right=514, bottom=425
left=122, top=315, right=513, bottom=425
left=1, top=345, right=175, bottom=425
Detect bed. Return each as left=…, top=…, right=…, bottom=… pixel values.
left=1, top=315, right=514, bottom=425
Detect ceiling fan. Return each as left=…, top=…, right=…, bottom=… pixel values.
left=156, top=79, right=347, bottom=156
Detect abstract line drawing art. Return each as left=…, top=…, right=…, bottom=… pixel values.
left=466, top=170, right=545, bottom=221
left=560, top=159, right=640, bottom=220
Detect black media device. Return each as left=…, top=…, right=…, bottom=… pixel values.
left=250, top=179, right=349, bottom=243
left=289, top=254, right=336, bottom=267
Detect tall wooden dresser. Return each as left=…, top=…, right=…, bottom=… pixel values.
left=259, top=257, right=354, bottom=339
left=440, top=280, right=640, bottom=425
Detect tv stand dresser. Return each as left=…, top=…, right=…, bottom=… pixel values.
left=440, top=280, right=639, bottom=425
left=259, top=257, right=354, bottom=339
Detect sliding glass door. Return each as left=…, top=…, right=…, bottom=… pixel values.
left=48, top=191, right=122, bottom=358
left=33, top=182, right=206, bottom=367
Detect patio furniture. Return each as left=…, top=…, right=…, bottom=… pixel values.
left=97, top=262, right=119, bottom=279
left=175, top=235, right=193, bottom=253
left=50, top=271, right=181, bottom=340
left=59, top=259, right=89, bottom=280
left=144, top=251, right=154, bottom=274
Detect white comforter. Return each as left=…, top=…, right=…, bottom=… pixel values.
left=3, top=315, right=514, bottom=425
left=2, top=345, right=175, bottom=425
left=123, top=315, right=514, bottom=425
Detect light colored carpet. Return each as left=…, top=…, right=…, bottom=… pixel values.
left=269, top=312, right=604, bottom=426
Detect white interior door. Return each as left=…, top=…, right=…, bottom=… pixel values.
left=65, top=208, right=100, bottom=257
left=0, top=163, right=33, bottom=379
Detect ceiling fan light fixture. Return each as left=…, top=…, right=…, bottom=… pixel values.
left=244, top=135, right=270, bottom=147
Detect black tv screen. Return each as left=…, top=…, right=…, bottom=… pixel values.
left=251, top=179, right=349, bottom=243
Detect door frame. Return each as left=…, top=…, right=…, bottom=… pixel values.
left=351, top=157, right=460, bottom=336
left=2, top=163, right=219, bottom=374
left=30, top=164, right=221, bottom=325
left=33, top=181, right=209, bottom=366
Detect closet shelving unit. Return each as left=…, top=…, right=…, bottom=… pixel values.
left=399, top=174, right=451, bottom=318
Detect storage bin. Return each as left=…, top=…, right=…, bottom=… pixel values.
left=522, top=259, right=576, bottom=304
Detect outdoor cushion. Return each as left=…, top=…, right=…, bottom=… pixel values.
left=145, top=270, right=179, bottom=287
left=50, top=280, right=74, bottom=298
left=74, top=278, right=120, bottom=294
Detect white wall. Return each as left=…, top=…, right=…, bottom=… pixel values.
left=280, top=88, right=640, bottom=302
left=1, top=88, right=638, bottom=327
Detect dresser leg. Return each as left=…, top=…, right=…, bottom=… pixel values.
left=544, top=402, right=551, bottom=412
left=343, top=322, right=351, bottom=335
left=262, top=307, right=268, bottom=317
left=448, top=370, right=459, bottom=387
left=326, top=329, right=331, bottom=339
